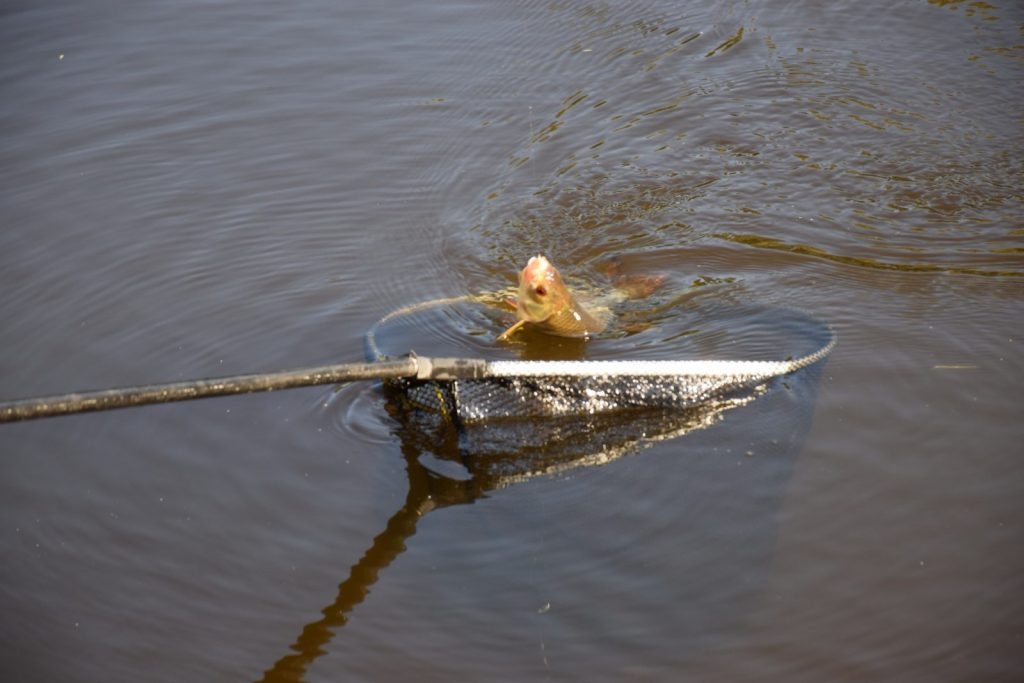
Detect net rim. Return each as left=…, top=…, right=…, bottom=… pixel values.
left=486, top=358, right=795, bottom=378
left=368, top=295, right=837, bottom=382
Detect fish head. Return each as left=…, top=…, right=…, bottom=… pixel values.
left=515, top=254, right=571, bottom=324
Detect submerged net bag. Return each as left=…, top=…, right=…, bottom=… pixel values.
left=387, top=353, right=831, bottom=425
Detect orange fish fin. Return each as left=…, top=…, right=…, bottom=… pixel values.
left=497, top=318, right=528, bottom=341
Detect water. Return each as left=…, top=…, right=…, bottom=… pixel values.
left=1, top=0, right=1021, bottom=680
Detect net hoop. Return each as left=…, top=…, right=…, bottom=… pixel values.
left=366, top=294, right=836, bottom=382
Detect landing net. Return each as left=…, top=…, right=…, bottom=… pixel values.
left=365, top=296, right=835, bottom=426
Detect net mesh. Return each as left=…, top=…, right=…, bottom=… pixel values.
left=389, top=370, right=778, bottom=424
left=386, top=385, right=763, bottom=490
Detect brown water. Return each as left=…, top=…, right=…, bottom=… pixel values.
left=2, top=0, right=1022, bottom=681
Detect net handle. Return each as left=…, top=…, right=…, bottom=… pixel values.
left=0, top=355, right=488, bottom=423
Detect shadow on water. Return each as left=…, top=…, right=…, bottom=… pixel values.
left=258, top=315, right=831, bottom=680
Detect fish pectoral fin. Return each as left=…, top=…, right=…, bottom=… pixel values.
left=497, top=319, right=528, bottom=341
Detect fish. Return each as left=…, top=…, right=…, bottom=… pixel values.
left=498, top=255, right=607, bottom=340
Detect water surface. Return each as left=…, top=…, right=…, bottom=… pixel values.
left=1, top=0, right=1021, bottom=681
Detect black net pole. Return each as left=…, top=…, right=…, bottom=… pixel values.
left=0, top=358, right=421, bottom=423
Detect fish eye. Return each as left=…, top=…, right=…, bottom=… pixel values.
left=535, top=285, right=547, bottom=297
